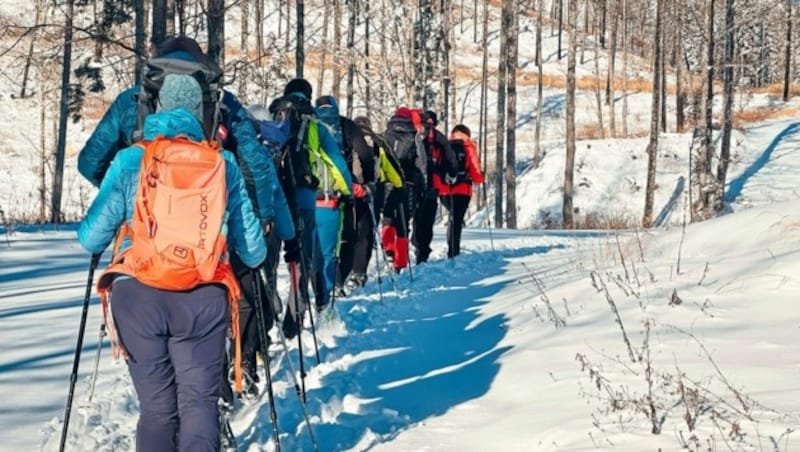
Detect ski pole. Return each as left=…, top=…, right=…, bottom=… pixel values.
left=365, top=198, right=385, bottom=303
left=59, top=253, right=101, bottom=452
left=287, top=261, right=308, bottom=402
left=84, top=323, right=107, bottom=404
left=252, top=270, right=281, bottom=451
left=296, top=228, right=320, bottom=365
left=398, top=202, right=413, bottom=283
left=448, top=193, right=456, bottom=259
left=275, top=327, right=319, bottom=451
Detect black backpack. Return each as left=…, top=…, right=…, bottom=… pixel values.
left=269, top=94, right=320, bottom=192
left=135, top=57, right=223, bottom=141
left=384, top=117, right=423, bottom=181
left=448, top=139, right=470, bottom=184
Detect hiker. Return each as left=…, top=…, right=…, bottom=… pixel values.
left=315, top=96, right=377, bottom=294
left=381, top=107, right=427, bottom=271
left=76, top=36, right=288, bottom=237
left=230, top=109, right=302, bottom=400
left=77, top=73, right=267, bottom=452
left=413, top=110, right=458, bottom=264
left=435, top=124, right=485, bottom=258
left=270, top=79, right=352, bottom=338
left=352, top=115, right=404, bottom=285
left=75, top=36, right=292, bottom=403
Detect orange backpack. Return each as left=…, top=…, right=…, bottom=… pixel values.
left=97, top=135, right=244, bottom=390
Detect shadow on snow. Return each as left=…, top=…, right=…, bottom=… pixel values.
left=240, top=244, right=561, bottom=451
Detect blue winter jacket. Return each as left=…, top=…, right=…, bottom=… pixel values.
left=78, top=83, right=293, bottom=235
left=78, top=109, right=267, bottom=268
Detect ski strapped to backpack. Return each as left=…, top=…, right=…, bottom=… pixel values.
left=96, top=135, right=245, bottom=392
left=135, top=57, right=224, bottom=142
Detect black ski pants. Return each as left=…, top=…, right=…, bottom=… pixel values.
left=412, top=188, right=438, bottom=264
left=440, top=194, right=470, bottom=258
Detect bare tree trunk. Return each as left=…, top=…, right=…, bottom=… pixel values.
left=621, top=0, right=628, bottom=136
left=238, top=0, right=250, bottom=101
left=166, top=0, right=176, bottom=35
left=607, top=0, right=618, bottom=137
left=207, top=0, right=225, bottom=68
left=534, top=0, right=544, bottom=167
left=675, top=0, right=685, bottom=132
left=478, top=0, right=489, bottom=210
left=20, top=2, right=42, bottom=99
left=285, top=0, right=292, bottom=51
left=135, top=0, right=145, bottom=84
left=563, top=0, right=578, bottom=229
left=39, top=79, right=47, bottom=222
left=317, top=0, right=330, bottom=95
left=505, top=0, right=518, bottom=229
left=642, top=0, right=663, bottom=228
left=660, top=28, right=667, bottom=133
left=557, top=0, right=563, bottom=60
left=699, top=0, right=715, bottom=217
left=152, top=0, right=168, bottom=49
left=255, top=0, right=264, bottom=64
left=296, top=0, right=305, bottom=77
left=364, top=0, right=371, bottom=113
left=716, top=0, right=735, bottom=210
left=494, top=0, right=509, bottom=228
left=600, top=0, right=607, bottom=47
left=784, top=0, right=792, bottom=101
left=580, top=0, right=589, bottom=65
left=177, top=0, right=186, bottom=35
left=52, top=0, right=74, bottom=224
left=592, top=11, right=605, bottom=138
left=346, top=0, right=356, bottom=114
left=333, top=0, right=342, bottom=99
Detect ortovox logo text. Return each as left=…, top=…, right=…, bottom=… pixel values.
left=198, top=195, right=208, bottom=250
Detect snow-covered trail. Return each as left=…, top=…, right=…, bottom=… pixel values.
left=728, top=119, right=800, bottom=208
left=0, top=224, right=573, bottom=451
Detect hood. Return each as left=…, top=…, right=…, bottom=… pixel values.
left=387, top=115, right=417, bottom=134
left=142, top=109, right=206, bottom=142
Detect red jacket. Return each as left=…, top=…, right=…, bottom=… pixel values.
left=434, top=131, right=485, bottom=196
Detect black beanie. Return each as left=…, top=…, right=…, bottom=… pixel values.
left=284, top=78, right=313, bottom=99
left=423, top=110, right=438, bottom=126
left=452, top=124, right=471, bottom=137
left=155, top=35, right=207, bottom=63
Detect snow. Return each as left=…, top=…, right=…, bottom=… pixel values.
left=3, top=114, right=800, bottom=450
left=2, top=2, right=800, bottom=451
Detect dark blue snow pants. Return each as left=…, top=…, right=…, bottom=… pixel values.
left=112, top=278, right=230, bottom=452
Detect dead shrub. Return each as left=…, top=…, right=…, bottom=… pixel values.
left=574, top=210, right=639, bottom=230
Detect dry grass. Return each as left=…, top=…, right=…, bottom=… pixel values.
left=751, top=82, right=800, bottom=97
left=574, top=210, right=640, bottom=230
left=733, top=105, right=800, bottom=128
left=576, top=122, right=649, bottom=140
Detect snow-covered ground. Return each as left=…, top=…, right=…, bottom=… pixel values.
left=2, top=114, right=800, bottom=451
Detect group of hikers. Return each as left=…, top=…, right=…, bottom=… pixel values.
left=73, top=35, right=484, bottom=451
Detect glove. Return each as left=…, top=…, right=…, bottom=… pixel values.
left=353, top=183, right=368, bottom=199
left=283, top=237, right=301, bottom=263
